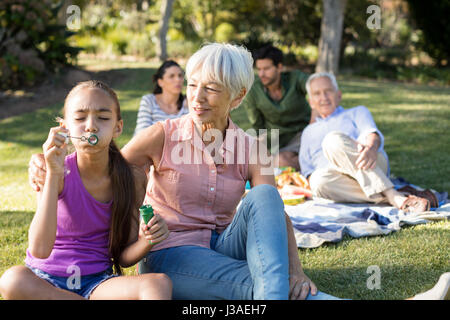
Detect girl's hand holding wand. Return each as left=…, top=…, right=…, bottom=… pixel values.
left=43, top=126, right=69, bottom=175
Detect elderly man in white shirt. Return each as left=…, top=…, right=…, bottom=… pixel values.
left=299, top=72, right=435, bottom=213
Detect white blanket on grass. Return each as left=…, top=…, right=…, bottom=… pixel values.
left=285, top=198, right=450, bottom=248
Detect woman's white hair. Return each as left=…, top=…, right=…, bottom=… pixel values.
left=305, top=72, right=339, bottom=96
left=186, top=42, right=254, bottom=105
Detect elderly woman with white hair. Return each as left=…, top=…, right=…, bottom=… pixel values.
left=124, top=42, right=334, bottom=300
left=27, top=43, right=339, bottom=300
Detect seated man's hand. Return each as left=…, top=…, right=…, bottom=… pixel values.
left=355, top=143, right=377, bottom=170
left=28, top=153, right=46, bottom=191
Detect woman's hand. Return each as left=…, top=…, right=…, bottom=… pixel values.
left=289, top=271, right=318, bottom=300
left=140, top=213, right=170, bottom=245
left=29, top=153, right=47, bottom=192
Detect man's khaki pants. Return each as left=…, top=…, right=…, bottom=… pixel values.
left=309, top=131, right=394, bottom=203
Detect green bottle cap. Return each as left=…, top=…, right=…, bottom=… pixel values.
left=139, top=204, right=154, bottom=224
left=139, top=205, right=154, bottom=245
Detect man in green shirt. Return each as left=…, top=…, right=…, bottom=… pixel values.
left=239, top=45, right=316, bottom=171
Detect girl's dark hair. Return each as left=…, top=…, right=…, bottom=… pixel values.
left=63, top=80, right=137, bottom=275
left=153, top=60, right=184, bottom=110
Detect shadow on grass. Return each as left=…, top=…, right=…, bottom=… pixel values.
left=0, top=68, right=157, bottom=119
left=341, top=78, right=450, bottom=94
left=341, top=79, right=450, bottom=112
left=299, top=224, right=450, bottom=299
left=305, top=264, right=446, bottom=300
left=0, top=210, right=34, bottom=228
left=0, top=67, right=158, bottom=148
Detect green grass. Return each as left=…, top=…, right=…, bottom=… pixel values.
left=1, top=61, right=449, bottom=300
left=300, top=221, right=449, bottom=299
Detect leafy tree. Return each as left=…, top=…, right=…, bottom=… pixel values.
left=0, top=0, right=81, bottom=88
left=171, top=0, right=322, bottom=52
left=406, top=0, right=450, bottom=66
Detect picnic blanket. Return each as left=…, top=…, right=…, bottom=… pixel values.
left=284, top=181, right=449, bottom=248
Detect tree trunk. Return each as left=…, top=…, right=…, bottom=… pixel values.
left=57, top=0, right=74, bottom=26
left=316, top=0, right=347, bottom=74
left=156, top=0, right=175, bottom=62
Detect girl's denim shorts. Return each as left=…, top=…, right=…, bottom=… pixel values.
left=27, top=265, right=117, bottom=299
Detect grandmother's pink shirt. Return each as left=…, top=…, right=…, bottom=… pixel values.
left=145, top=114, right=256, bottom=250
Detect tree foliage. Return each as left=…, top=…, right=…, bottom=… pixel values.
left=0, top=0, right=81, bottom=89
left=171, top=0, right=322, bottom=52
left=406, top=0, right=450, bottom=66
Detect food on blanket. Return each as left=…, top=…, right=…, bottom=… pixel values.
left=282, top=195, right=305, bottom=205
left=291, top=172, right=309, bottom=189
left=279, top=185, right=310, bottom=203
left=279, top=184, right=312, bottom=199
left=275, top=167, right=311, bottom=200
left=278, top=166, right=296, bottom=174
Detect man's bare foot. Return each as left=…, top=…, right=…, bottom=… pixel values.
left=383, top=187, right=408, bottom=208
left=382, top=187, right=430, bottom=212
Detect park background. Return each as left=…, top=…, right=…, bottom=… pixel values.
left=0, top=0, right=449, bottom=299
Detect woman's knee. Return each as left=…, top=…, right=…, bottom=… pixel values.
left=246, top=184, right=283, bottom=206
left=0, top=265, right=30, bottom=299
left=246, top=184, right=280, bottom=203
left=244, top=184, right=285, bottom=221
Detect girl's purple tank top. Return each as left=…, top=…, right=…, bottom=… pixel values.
left=25, top=152, right=113, bottom=276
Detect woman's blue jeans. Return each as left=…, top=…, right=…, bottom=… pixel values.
left=138, top=184, right=339, bottom=300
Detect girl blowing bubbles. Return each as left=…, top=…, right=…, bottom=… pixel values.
left=0, top=80, right=171, bottom=300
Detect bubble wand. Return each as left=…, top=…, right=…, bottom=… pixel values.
left=60, top=132, right=99, bottom=145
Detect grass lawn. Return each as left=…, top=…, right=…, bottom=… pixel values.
left=0, top=60, right=449, bottom=300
